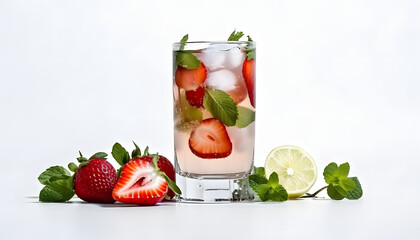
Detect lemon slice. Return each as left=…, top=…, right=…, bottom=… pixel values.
left=265, top=145, right=317, bottom=198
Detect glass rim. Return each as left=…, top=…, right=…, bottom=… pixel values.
left=172, top=41, right=255, bottom=45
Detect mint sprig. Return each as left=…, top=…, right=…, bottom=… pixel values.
left=305, top=162, right=363, bottom=200
left=227, top=30, right=244, bottom=41
left=38, top=166, right=71, bottom=185
left=248, top=167, right=288, bottom=202
left=227, top=29, right=255, bottom=60
left=176, top=34, right=201, bottom=69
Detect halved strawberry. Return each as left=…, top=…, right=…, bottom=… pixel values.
left=133, top=155, right=176, bottom=200
left=112, top=159, right=168, bottom=205
left=242, top=58, right=255, bottom=107
left=189, top=118, right=232, bottom=159
left=185, top=86, right=205, bottom=108
left=175, top=63, right=207, bottom=91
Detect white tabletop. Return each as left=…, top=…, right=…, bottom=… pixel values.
left=2, top=180, right=418, bottom=240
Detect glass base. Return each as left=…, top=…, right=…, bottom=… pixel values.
left=175, top=174, right=254, bottom=203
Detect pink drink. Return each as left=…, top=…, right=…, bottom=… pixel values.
left=173, top=41, right=255, bottom=201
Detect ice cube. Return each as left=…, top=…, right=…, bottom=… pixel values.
left=195, top=45, right=228, bottom=71
left=225, top=47, right=246, bottom=69
left=206, top=69, right=237, bottom=92
left=206, top=69, right=248, bottom=104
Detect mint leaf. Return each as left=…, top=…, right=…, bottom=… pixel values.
left=253, top=185, right=271, bottom=201
left=339, top=177, right=356, bottom=191
left=327, top=185, right=345, bottom=200
left=39, top=178, right=74, bottom=202
left=254, top=167, right=265, bottom=177
left=228, top=30, right=244, bottom=41
left=235, top=106, right=255, bottom=128
left=247, top=35, right=253, bottom=42
left=246, top=49, right=256, bottom=60
left=345, top=177, right=363, bottom=199
left=249, top=174, right=268, bottom=186
left=176, top=52, right=201, bottom=70
left=89, top=152, right=107, bottom=160
left=337, top=162, right=350, bottom=178
left=269, top=185, right=288, bottom=202
left=268, top=172, right=279, bottom=186
left=203, top=89, right=238, bottom=126
left=248, top=171, right=288, bottom=202
left=112, top=143, right=128, bottom=166
left=38, top=166, right=71, bottom=185
left=334, top=185, right=347, bottom=196
left=323, top=162, right=338, bottom=184
left=179, top=34, right=188, bottom=51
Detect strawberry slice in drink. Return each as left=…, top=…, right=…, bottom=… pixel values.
left=189, top=118, right=232, bottom=159
left=175, top=63, right=207, bottom=91
left=242, top=58, right=255, bottom=107
left=112, top=159, right=168, bottom=205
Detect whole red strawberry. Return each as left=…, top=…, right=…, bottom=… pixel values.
left=73, top=152, right=117, bottom=203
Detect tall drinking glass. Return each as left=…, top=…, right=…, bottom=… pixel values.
left=173, top=41, right=256, bottom=202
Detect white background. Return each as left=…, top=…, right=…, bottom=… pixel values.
left=1, top=0, right=419, bottom=239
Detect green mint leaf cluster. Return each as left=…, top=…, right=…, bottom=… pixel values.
left=227, top=30, right=244, bottom=41
left=248, top=167, right=288, bottom=202
left=227, top=30, right=255, bottom=60
left=38, top=166, right=74, bottom=202
left=38, top=166, right=71, bottom=185
left=323, top=162, right=363, bottom=200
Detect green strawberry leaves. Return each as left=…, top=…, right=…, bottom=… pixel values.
left=248, top=167, right=288, bottom=202
left=152, top=154, right=182, bottom=196
left=322, top=162, right=363, bottom=200
left=111, top=142, right=130, bottom=166
left=131, top=141, right=142, bottom=158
